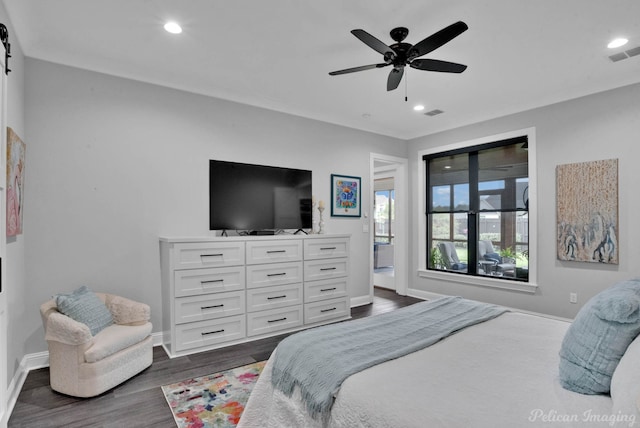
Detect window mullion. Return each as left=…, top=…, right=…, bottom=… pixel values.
left=468, top=153, right=479, bottom=273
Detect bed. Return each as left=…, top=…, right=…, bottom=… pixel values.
left=239, top=283, right=640, bottom=428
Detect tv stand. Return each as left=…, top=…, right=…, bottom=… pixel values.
left=293, top=228, right=308, bottom=235
left=249, top=230, right=276, bottom=236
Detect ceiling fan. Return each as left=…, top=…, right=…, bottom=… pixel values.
left=329, top=21, right=468, bottom=91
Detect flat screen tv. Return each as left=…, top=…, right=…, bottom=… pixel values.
left=209, top=160, right=312, bottom=232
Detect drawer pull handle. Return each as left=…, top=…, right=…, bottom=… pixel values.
left=267, top=272, right=287, bottom=277
left=202, top=329, right=225, bottom=336
left=201, top=253, right=223, bottom=258
left=321, top=287, right=337, bottom=292
left=267, top=295, right=287, bottom=300
left=201, top=304, right=224, bottom=309
left=201, top=279, right=224, bottom=284
left=321, top=307, right=337, bottom=313
left=267, top=250, right=287, bottom=254
left=320, top=247, right=337, bottom=250
left=320, top=267, right=337, bottom=271
left=268, top=317, right=287, bottom=323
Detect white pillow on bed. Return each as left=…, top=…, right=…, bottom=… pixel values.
left=610, top=333, right=640, bottom=417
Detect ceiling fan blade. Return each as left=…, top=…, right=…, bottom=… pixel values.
left=351, top=29, right=396, bottom=57
left=410, top=59, right=467, bottom=73
left=329, top=63, right=390, bottom=76
left=387, top=68, right=404, bottom=91
left=410, top=21, right=468, bottom=58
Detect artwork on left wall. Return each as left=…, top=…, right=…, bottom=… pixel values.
left=7, top=127, right=25, bottom=237
left=556, top=158, right=618, bottom=264
left=331, top=174, right=361, bottom=217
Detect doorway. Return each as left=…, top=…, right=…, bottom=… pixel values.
left=370, top=154, right=408, bottom=300
left=373, top=175, right=395, bottom=289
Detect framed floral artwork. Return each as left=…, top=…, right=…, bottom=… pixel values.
left=331, top=174, right=361, bottom=217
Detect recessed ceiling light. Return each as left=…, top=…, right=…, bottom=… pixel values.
left=608, top=37, right=628, bottom=49
left=413, top=105, right=425, bottom=111
left=164, top=21, right=182, bottom=34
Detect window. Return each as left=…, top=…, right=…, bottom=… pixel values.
left=374, top=185, right=394, bottom=244
left=425, top=136, right=529, bottom=282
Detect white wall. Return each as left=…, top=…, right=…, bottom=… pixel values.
left=0, top=1, right=26, bottom=413
left=407, top=82, right=640, bottom=319
left=20, top=58, right=406, bottom=357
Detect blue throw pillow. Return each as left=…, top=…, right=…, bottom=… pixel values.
left=55, top=286, right=114, bottom=336
left=559, top=278, right=640, bottom=394
left=483, top=252, right=501, bottom=262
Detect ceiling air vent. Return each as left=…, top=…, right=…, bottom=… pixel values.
left=424, top=109, right=444, bottom=117
left=609, top=45, right=640, bottom=62
left=626, top=46, right=640, bottom=58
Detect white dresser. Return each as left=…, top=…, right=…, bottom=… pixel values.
left=160, top=234, right=350, bottom=357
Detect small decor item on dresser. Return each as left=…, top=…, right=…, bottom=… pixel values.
left=317, top=199, right=325, bottom=234
left=331, top=174, right=361, bottom=217
left=311, top=196, right=317, bottom=234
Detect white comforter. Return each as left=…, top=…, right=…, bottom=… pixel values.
left=239, top=312, right=619, bottom=428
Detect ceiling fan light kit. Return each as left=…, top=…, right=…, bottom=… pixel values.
left=329, top=21, right=468, bottom=92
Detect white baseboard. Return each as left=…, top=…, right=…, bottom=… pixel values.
left=4, top=332, right=165, bottom=423
left=407, top=288, right=573, bottom=322
left=151, top=331, right=164, bottom=347
left=350, top=294, right=372, bottom=308
left=406, top=288, right=441, bottom=301
left=4, top=350, right=47, bottom=425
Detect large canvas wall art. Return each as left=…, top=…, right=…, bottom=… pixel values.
left=556, top=159, right=618, bottom=264
left=7, top=127, right=25, bottom=237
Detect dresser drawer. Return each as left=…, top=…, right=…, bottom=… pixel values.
left=173, top=242, right=245, bottom=270
left=246, top=240, right=303, bottom=265
left=246, top=283, right=302, bottom=313
left=175, top=315, right=246, bottom=352
left=304, top=258, right=348, bottom=282
left=304, top=237, right=349, bottom=260
left=304, top=277, right=348, bottom=303
left=175, top=290, right=245, bottom=324
left=304, top=297, right=350, bottom=324
left=246, top=306, right=303, bottom=337
left=174, top=266, right=245, bottom=297
left=246, top=261, right=303, bottom=289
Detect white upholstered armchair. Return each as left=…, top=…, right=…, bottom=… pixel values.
left=40, top=291, right=153, bottom=397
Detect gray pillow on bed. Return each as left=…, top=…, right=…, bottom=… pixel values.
left=559, top=278, right=640, bottom=395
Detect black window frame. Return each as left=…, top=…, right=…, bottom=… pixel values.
left=424, top=135, right=529, bottom=281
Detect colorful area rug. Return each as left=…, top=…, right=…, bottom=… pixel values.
left=162, top=361, right=266, bottom=428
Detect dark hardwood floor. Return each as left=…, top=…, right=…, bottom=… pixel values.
left=9, top=287, right=421, bottom=428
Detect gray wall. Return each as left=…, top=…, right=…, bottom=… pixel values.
left=0, top=2, right=27, bottom=399
left=407, top=82, right=640, bottom=318
left=19, top=58, right=406, bottom=364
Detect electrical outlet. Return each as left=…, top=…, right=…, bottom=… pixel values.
left=569, top=293, right=578, bottom=304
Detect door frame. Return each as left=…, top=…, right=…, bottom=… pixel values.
left=369, top=153, right=408, bottom=299
left=0, top=36, right=8, bottom=425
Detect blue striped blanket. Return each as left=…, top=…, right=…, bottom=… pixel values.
left=271, top=296, right=508, bottom=421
